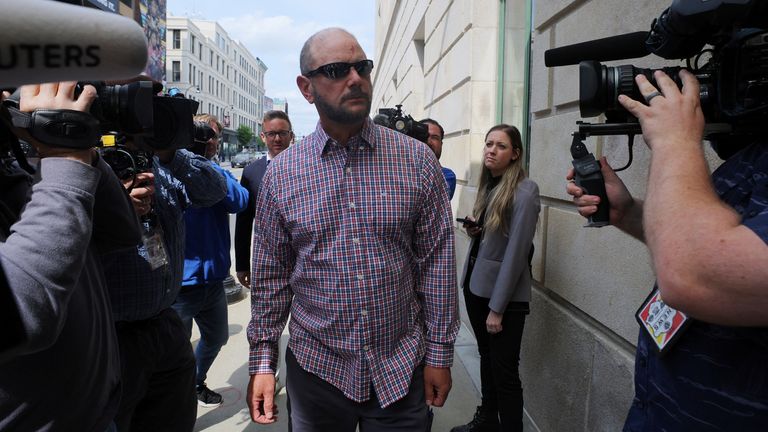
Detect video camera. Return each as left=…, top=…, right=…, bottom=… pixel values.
left=189, top=121, right=218, bottom=157
left=99, top=135, right=153, bottom=187
left=373, top=105, right=429, bottom=144
left=545, top=0, right=768, bottom=226
left=71, top=81, right=199, bottom=151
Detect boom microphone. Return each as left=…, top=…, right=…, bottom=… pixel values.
left=544, top=31, right=650, bottom=67
left=0, top=0, right=148, bottom=88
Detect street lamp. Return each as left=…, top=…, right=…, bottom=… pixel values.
left=185, top=84, right=200, bottom=94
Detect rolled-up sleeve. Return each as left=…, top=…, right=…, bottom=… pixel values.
left=164, top=149, right=227, bottom=208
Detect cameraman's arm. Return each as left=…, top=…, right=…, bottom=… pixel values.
left=91, top=154, right=142, bottom=252
left=0, top=81, right=113, bottom=361
left=215, top=164, right=249, bottom=213
left=0, top=157, right=100, bottom=361
left=158, top=148, right=226, bottom=208
left=620, top=70, right=768, bottom=326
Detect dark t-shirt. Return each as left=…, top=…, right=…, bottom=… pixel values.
left=624, top=142, right=768, bottom=431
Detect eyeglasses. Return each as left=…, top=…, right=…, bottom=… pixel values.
left=303, top=59, right=374, bottom=80
left=263, top=130, right=292, bottom=139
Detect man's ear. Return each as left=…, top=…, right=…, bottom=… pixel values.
left=296, top=75, right=314, bottom=104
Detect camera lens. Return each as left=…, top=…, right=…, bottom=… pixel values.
left=579, top=61, right=688, bottom=120
left=85, top=81, right=154, bottom=135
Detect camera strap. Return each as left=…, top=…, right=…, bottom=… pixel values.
left=5, top=106, right=100, bottom=150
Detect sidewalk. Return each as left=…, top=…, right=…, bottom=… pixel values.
left=190, top=291, right=483, bottom=431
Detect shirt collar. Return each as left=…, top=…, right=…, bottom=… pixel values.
left=316, top=117, right=377, bottom=156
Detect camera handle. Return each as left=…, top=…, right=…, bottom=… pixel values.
left=570, top=122, right=641, bottom=227
left=571, top=132, right=610, bottom=227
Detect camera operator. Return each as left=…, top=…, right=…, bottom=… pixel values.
left=0, top=82, right=141, bottom=431
left=101, top=109, right=228, bottom=431
left=566, top=70, right=768, bottom=429
left=172, top=114, right=249, bottom=407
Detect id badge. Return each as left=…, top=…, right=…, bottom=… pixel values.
left=635, top=288, right=690, bottom=354
left=141, top=227, right=168, bottom=270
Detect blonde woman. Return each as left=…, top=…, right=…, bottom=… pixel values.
left=453, top=124, right=541, bottom=432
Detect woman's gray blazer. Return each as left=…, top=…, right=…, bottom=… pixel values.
left=461, top=178, right=541, bottom=312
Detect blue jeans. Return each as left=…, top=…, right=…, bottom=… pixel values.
left=172, top=281, right=229, bottom=386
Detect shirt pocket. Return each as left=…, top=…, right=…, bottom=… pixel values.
left=364, top=187, right=416, bottom=239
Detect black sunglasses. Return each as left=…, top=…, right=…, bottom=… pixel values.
left=304, top=59, right=374, bottom=80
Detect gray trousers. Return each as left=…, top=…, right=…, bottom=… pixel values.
left=286, top=348, right=430, bottom=432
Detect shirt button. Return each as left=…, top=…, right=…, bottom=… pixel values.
left=356, top=274, right=364, bottom=281
left=361, top=309, right=368, bottom=317
left=359, top=145, right=364, bottom=150
left=346, top=167, right=352, bottom=174
left=363, top=345, right=370, bottom=352
left=352, top=237, right=360, bottom=245
left=349, top=202, right=356, bottom=209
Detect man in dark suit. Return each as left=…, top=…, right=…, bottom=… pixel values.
left=234, top=110, right=294, bottom=288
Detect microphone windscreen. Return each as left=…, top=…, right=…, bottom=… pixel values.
left=0, top=0, right=148, bottom=87
left=545, top=32, right=650, bottom=67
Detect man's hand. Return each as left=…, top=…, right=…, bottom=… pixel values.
left=15, top=82, right=97, bottom=164
left=236, top=271, right=250, bottom=288
left=125, top=172, right=155, bottom=217
left=247, top=373, right=277, bottom=424
left=617, top=69, right=704, bottom=152
left=423, top=366, right=452, bottom=407
left=566, top=157, right=634, bottom=226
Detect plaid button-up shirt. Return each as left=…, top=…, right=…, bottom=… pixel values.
left=247, top=118, right=459, bottom=408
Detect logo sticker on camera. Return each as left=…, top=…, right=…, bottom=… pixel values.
left=636, top=288, right=690, bottom=354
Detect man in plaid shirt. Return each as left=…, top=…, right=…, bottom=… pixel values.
left=246, top=27, right=460, bottom=431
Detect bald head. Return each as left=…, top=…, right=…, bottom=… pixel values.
left=300, top=27, right=360, bottom=75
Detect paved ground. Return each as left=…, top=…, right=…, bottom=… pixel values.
left=190, top=291, right=484, bottom=431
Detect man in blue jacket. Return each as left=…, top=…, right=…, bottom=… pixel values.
left=173, top=114, right=249, bottom=407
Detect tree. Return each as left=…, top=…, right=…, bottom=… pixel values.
left=255, top=135, right=265, bottom=150
left=237, top=125, right=255, bottom=147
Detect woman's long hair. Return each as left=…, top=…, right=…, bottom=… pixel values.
left=472, top=124, right=526, bottom=235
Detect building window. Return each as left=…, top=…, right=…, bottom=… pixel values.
left=172, top=30, right=181, bottom=50
left=191, top=35, right=196, bottom=53
left=199, top=43, right=202, bottom=60
left=172, top=61, right=180, bottom=82
left=188, top=63, right=192, bottom=83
